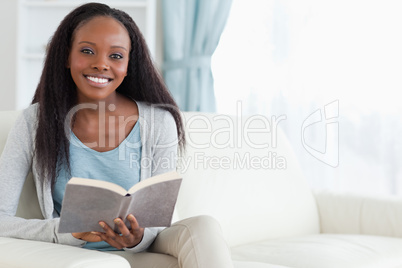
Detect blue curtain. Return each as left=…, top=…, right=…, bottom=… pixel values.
left=162, top=0, right=233, bottom=112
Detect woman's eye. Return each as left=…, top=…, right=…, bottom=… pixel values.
left=81, top=48, right=94, bottom=54
left=110, top=54, right=123, bottom=59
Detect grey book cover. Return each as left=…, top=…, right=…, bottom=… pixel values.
left=58, top=171, right=182, bottom=233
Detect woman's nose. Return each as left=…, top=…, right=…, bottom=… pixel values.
left=91, top=56, right=110, bottom=71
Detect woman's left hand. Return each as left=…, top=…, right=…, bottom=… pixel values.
left=92, top=214, right=144, bottom=249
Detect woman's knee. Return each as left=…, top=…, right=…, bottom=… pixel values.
left=173, top=215, right=222, bottom=232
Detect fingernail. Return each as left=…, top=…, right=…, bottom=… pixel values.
left=99, top=222, right=105, bottom=228
left=114, top=218, right=121, bottom=225
left=128, top=214, right=134, bottom=220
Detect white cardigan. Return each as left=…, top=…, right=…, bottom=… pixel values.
left=0, top=101, right=178, bottom=252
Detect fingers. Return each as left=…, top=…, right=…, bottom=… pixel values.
left=115, top=218, right=131, bottom=238
left=72, top=232, right=102, bottom=242
left=114, top=216, right=143, bottom=247
left=98, top=221, right=123, bottom=249
left=127, top=214, right=140, bottom=230
left=72, top=232, right=83, bottom=239
left=127, top=214, right=145, bottom=242
left=87, top=232, right=103, bottom=242
left=97, top=217, right=144, bottom=249
left=72, top=217, right=144, bottom=248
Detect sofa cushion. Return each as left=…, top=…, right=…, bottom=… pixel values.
left=0, top=237, right=130, bottom=268
left=231, top=234, right=402, bottom=268
left=175, top=112, right=320, bottom=247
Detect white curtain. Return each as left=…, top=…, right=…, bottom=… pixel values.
left=212, top=0, right=402, bottom=195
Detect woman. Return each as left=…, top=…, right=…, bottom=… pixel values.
left=0, top=3, right=233, bottom=267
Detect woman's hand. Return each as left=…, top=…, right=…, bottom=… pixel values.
left=92, top=214, right=144, bottom=249
left=72, top=232, right=102, bottom=242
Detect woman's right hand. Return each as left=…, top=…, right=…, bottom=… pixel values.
left=72, top=232, right=102, bottom=242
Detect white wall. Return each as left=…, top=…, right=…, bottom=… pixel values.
left=0, top=0, right=18, bottom=111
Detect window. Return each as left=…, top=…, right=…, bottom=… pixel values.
left=212, top=0, right=402, bottom=195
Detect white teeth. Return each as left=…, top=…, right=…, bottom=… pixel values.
left=86, top=76, right=109, bottom=84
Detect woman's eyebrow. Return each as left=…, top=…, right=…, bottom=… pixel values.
left=111, top=45, right=127, bottom=51
left=78, top=41, right=127, bottom=51
left=78, top=41, right=96, bottom=46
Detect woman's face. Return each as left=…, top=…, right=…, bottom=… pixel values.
left=68, top=16, right=131, bottom=103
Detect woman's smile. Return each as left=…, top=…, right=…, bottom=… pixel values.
left=84, top=74, right=113, bottom=87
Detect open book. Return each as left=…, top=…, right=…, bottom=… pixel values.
left=58, top=171, right=182, bottom=233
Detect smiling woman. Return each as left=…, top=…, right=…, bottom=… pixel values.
left=0, top=3, right=233, bottom=267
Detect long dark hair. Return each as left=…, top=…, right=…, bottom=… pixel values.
left=32, top=2, right=185, bottom=187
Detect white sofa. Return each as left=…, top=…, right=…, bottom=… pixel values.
left=1, top=110, right=402, bottom=268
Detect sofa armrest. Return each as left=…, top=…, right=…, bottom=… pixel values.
left=313, top=190, right=402, bottom=238
left=0, top=237, right=130, bottom=268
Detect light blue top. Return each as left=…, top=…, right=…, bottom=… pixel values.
left=53, top=122, right=141, bottom=251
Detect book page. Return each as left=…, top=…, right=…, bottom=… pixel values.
left=68, top=177, right=128, bottom=196
left=125, top=179, right=182, bottom=227
left=58, top=183, right=128, bottom=233
left=128, top=171, right=181, bottom=194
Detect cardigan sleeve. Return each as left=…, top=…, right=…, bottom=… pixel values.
left=151, top=109, right=178, bottom=176
left=0, top=105, right=85, bottom=247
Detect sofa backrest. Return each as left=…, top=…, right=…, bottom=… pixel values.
left=174, top=112, right=320, bottom=247
left=0, top=111, right=20, bottom=155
